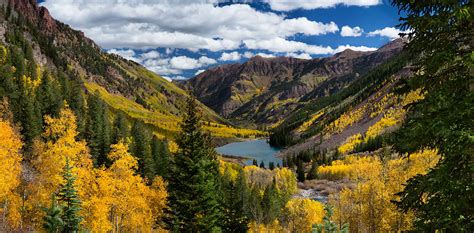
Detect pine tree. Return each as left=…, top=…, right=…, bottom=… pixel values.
left=262, top=178, right=281, bottom=224
left=306, top=161, right=318, bottom=180
left=43, top=195, right=64, bottom=233
left=167, top=97, right=223, bottom=231
left=130, top=120, right=155, bottom=180
left=151, top=135, right=169, bottom=178
left=390, top=0, right=473, bottom=230
left=86, top=93, right=111, bottom=167
left=259, top=161, right=265, bottom=169
left=37, top=70, right=63, bottom=118
left=57, top=158, right=83, bottom=232
left=220, top=168, right=249, bottom=232
left=252, top=159, right=258, bottom=166
left=268, top=162, right=275, bottom=170
left=112, top=111, right=128, bottom=143
left=296, top=160, right=305, bottom=182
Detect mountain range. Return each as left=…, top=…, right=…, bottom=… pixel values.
left=181, top=38, right=405, bottom=127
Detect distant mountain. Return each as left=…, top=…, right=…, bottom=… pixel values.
left=182, top=39, right=405, bottom=127
left=0, top=0, right=263, bottom=139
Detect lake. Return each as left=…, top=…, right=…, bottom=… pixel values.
left=216, top=139, right=282, bottom=167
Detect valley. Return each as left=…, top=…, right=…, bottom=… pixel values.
left=0, top=0, right=471, bottom=232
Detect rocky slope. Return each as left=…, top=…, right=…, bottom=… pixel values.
left=183, top=39, right=405, bottom=126
left=0, top=0, right=261, bottom=138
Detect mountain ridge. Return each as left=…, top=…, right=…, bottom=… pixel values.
left=182, top=39, right=406, bottom=126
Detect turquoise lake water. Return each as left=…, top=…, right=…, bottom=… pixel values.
left=216, top=139, right=282, bottom=167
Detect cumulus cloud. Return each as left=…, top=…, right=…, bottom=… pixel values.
left=264, top=0, right=380, bottom=11
left=340, top=26, right=363, bottom=37
left=368, top=27, right=404, bottom=39
left=285, top=53, right=312, bottom=59
left=219, top=51, right=242, bottom=61
left=41, top=1, right=339, bottom=51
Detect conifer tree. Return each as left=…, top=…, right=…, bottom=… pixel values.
left=167, top=97, right=223, bottom=231
left=57, top=158, right=83, bottom=232
left=86, top=93, right=111, bottom=166
left=151, top=135, right=169, bottom=178
left=259, top=161, right=265, bottom=169
left=130, top=120, right=155, bottom=180
left=262, top=178, right=281, bottom=224
left=43, top=195, right=64, bottom=233
left=220, top=168, right=249, bottom=232
left=296, top=160, right=305, bottom=182
left=112, top=111, right=128, bottom=143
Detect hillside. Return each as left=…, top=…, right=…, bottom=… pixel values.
left=182, top=39, right=404, bottom=127
left=0, top=0, right=263, bottom=139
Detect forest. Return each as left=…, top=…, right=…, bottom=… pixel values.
left=0, top=0, right=473, bottom=232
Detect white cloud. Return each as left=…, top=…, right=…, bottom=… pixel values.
left=160, top=76, right=172, bottom=82
left=264, top=0, right=380, bottom=11
left=219, top=51, right=242, bottom=61
left=195, top=69, right=206, bottom=75
left=285, top=52, right=312, bottom=59
left=243, top=51, right=254, bottom=58
left=333, top=45, right=377, bottom=53
left=340, top=26, right=363, bottom=37
left=198, top=56, right=217, bottom=65
left=107, top=49, right=142, bottom=62
left=41, top=1, right=339, bottom=51
left=244, top=38, right=334, bottom=54
left=140, top=50, right=161, bottom=60
left=171, top=76, right=188, bottom=80
left=368, top=27, right=404, bottom=39
left=255, top=52, right=276, bottom=58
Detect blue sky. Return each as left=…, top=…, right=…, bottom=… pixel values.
left=40, top=0, right=404, bottom=80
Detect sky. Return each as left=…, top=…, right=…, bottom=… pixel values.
left=39, top=0, right=405, bottom=81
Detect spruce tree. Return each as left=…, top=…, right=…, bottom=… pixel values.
left=220, top=168, right=249, bottom=232
left=130, top=120, right=155, bottom=180
left=167, top=97, right=223, bottom=231
left=390, top=0, right=473, bottom=229
left=57, top=158, right=82, bottom=232
left=151, top=135, right=170, bottom=178
left=112, top=111, right=128, bottom=143
left=262, top=179, right=281, bottom=224
left=86, top=93, right=111, bottom=167
left=43, top=195, right=64, bottom=233
left=296, top=160, right=305, bottom=182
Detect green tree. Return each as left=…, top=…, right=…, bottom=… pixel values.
left=151, top=135, right=170, bottom=178
left=390, top=0, right=473, bottom=230
left=167, top=97, right=223, bottom=232
left=306, top=161, right=318, bottom=180
left=312, top=205, right=348, bottom=233
left=86, top=93, right=111, bottom=167
left=130, top=120, right=155, bottom=180
left=112, top=111, right=128, bottom=143
left=57, top=158, right=83, bottom=232
left=262, top=178, right=281, bottom=224
left=220, top=168, right=249, bottom=232
left=43, top=195, right=64, bottom=233
left=296, top=160, right=305, bottom=182
left=37, top=70, right=63, bottom=117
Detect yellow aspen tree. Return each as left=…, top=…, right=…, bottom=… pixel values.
left=0, top=119, right=23, bottom=229
left=283, top=198, right=325, bottom=232
left=107, top=142, right=166, bottom=232
left=29, top=105, right=93, bottom=226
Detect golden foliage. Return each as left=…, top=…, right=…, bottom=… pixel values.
left=327, top=149, right=440, bottom=232
left=0, top=119, right=23, bottom=228
left=283, top=198, right=325, bottom=232
left=338, top=133, right=363, bottom=154
left=297, top=110, right=324, bottom=132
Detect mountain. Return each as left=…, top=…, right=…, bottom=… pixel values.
left=182, top=39, right=405, bottom=127
left=0, top=0, right=262, bottom=139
